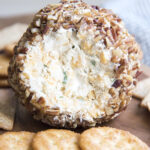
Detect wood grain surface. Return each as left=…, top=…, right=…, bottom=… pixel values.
left=0, top=15, right=150, bottom=146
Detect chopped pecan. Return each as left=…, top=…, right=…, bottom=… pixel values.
left=119, top=92, right=126, bottom=100
left=19, top=47, right=28, bottom=54
left=63, top=24, right=75, bottom=29
left=41, top=25, right=49, bottom=34
left=116, top=17, right=122, bottom=22
left=109, top=88, right=116, bottom=97
left=91, top=5, right=100, bottom=10
left=128, top=47, right=135, bottom=54
left=93, top=18, right=99, bottom=24
left=16, top=54, right=25, bottom=61
left=111, top=27, right=117, bottom=41
left=100, top=52, right=108, bottom=64
left=112, top=80, right=122, bottom=88
left=41, top=14, right=47, bottom=21
left=117, top=66, right=126, bottom=74
left=135, top=71, right=142, bottom=78
left=27, top=93, right=34, bottom=101
left=46, top=108, right=60, bottom=115
left=37, top=97, right=45, bottom=105
left=70, top=0, right=79, bottom=3
left=104, top=37, right=112, bottom=48
left=133, top=80, right=137, bottom=86
left=119, top=59, right=127, bottom=66
left=123, top=80, right=132, bottom=87
left=111, top=56, right=119, bottom=63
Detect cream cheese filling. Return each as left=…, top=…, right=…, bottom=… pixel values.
left=21, top=27, right=115, bottom=120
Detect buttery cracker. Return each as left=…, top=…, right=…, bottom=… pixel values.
left=0, top=132, right=35, bottom=150
left=0, top=79, right=9, bottom=88
left=0, top=90, right=16, bottom=130
left=0, top=55, right=10, bottom=77
left=0, top=23, right=27, bottom=56
left=133, top=77, right=150, bottom=99
left=141, top=91, right=150, bottom=111
left=80, top=127, right=149, bottom=150
left=32, top=129, right=80, bottom=150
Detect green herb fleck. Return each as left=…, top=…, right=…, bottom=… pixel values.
left=91, top=60, right=96, bottom=66
left=59, top=96, right=63, bottom=98
left=63, top=72, right=67, bottom=84
left=72, top=45, right=75, bottom=49
left=44, top=64, right=48, bottom=68
left=112, top=78, right=115, bottom=83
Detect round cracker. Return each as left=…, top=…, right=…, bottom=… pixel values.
left=0, top=79, right=9, bottom=88
left=0, top=131, right=35, bottom=150
left=32, top=129, right=80, bottom=150
left=0, top=23, right=27, bottom=50
left=0, top=55, right=10, bottom=77
left=80, top=127, right=149, bottom=150
left=4, top=42, right=16, bottom=57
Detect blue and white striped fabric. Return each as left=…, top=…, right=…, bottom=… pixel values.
left=101, top=0, right=150, bottom=66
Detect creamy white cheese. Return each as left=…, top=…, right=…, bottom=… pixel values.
left=21, top=27, right=115, bottom=120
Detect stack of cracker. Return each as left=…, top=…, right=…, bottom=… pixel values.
left=0, top=127, right=149, bottom=149
left=0, top=54, right=10, bottom=87
left=0, top=23, right=27, bottom=88
left=0, top=90, right=16, bottom=130
left=0, top=23, right=27, bottom=131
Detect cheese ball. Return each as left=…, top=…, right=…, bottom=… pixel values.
left=8, top=0, right=141, bottom=128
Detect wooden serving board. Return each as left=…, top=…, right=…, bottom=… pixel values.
left=0, top=15, right=150, bottom=146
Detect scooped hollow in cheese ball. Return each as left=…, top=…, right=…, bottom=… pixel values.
left=8, top=0, right=141, bottom=128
